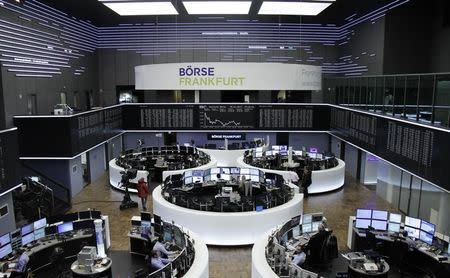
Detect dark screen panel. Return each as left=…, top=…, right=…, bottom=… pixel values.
left=0, top=129, right=20, bottom=194
left=330, top=107, right=450, bottom=191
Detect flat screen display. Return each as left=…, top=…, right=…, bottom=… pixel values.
left=0, top=233, right=10, bottom=247
left=21, top=233, right=34, bottom=246
left=250, top=169, right=259, bottom=176
left=356, top=209, right=372, bottom=219
left=250, top=175, right=259, bottom=182
left=192, top=176, right=203, bottom=183
left=389, top=213, right=402, bottom=223
left=255, top=147, right=263, bottom=152
left=210, top=168, right=220, bottom=174
left=294, top=151, right=302, bottom=156
left=272, top=150, right=279, bottom=155
left=302, top=214, right=312, bottom=224
left=279, top=146, right=288, bottom=152
left=255, top=152, right=262, bottom=158
left=193, top=170, right=203, bottom=176
left=184, top=177, right=193, bottom=184
left=184, top=170, right=192, bottom=177
left=309, top=153, right=317, bottom=159
left=372, top=210, right=388, bottom=221
left=21, top=224, right=33, bottom=236
left=240, top=168, right=250, bottom=175
left=78, top=211, right=91, bottom=219
left=0, top=244, right=12, bottom=259
left=266, top=151, right=273, bottom=156
left=405, top=216, right=421, bottom=228
left=292, top=226, right=301, bottom=237
left=404, top=226, right=420, bottom=239
left=420, top=220, right=435, bottom=235
left=419, top=231, right=433, bottom=245
left=355, top=219, right=371, bottom=229
left=388, top=222, right=401, bottom=233
left=91, top=210, right=101, bottom=219
left=302, top=223, right=312, bottom=233
left=33, top=228, right=45, bottom=240
left=33, top=218, right=47, bottom=230
left=230, top=168, right=240, bottom=174
left=163, top=229, right=172, bottom=242
left=141, top=221, right=151, bottom=238
left=57, top=222, right=73, bottom=234
left=256, top=205, right=264, bottom=212
left=371, top=220, right=387, bottom=231
left=141, top=212, right=152, bottom=221
left=272, top=145, right=280, bottom=151
left=312, top=221, right=321, bottom=232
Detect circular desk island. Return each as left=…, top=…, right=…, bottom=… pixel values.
left=109, top=146, right=214, bottom=193
left=237, top=150, right=345, bottom=194
left=152, top=166, right=303, bottom=246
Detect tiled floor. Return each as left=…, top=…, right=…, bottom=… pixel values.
left=70, top=172, right=397, bottom=278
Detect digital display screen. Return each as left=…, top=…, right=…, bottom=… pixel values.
left=255, top=147, right=263, bottom=152
left=33, top=228, right=45, bottom=240
left=210, top=168, right=220, bottom=174
left=250, top=169, right=259, bottom=176
left=184, top=177, right=193, bottom=184
left=419, top=231, right=433, bottom=245
left=230, top=168, right=240, bottom=174
left=302, top=223, right=312, bottom=233
left=372, top=210, right=388, bottom=221
left=21, top=233, right=34, bottom=246
left=184, top=170, right=192, bottom=177
left=0, top=244, right=12, bottom=259
left=388, top=222, right=401, bottom=233
left=141, top=221, right=151, bottom=237
left=193, top=170, right=203, bottom=176
left=57, top=222, right=73, bottom=234
left=33, top=218, right=47, bottom=230
left=404, top=226, right=420, bottom=239
left=356, top=209, right=372, bottom=219
left=272, top=145, right=280, bottom=151
left=302, top=214, right=312, bottom=224
left=163, top=229, right=172, bottom=242
left=279, top=146, right=288, bottom=151
left=251, top=175, right=259, bottom=182
left=272, top=150, right=279, bottom=155
left=21, top=224, right=33, bottom=236
left=371, top=220, right=387, bottom=231
left=312, top=221, right=321, bottom=232
left=266, top=151, right=273, bottom=156
left=292, top=226, right=301, bottom=237
left=221, top=168, right=230, bottom=174
left=405, top=216, right=421, bottom=228
left=255, top=152, right=262, bottom=158
left=240, top=168, right=250, bottom=175
left=294, top=151, right=302, bottom=156
left=309, top=153, right=317, bottom=159
left=0, top=233, right=10, bottom=247
left=355, top=219, right=371, bottom=229
left=192, top=176, right=203, bottom=183
left=420, top=220, right=435, bottom=235
left=389, top=213, right=402, bottom=223
left=256, top=205, right=264, bottom=212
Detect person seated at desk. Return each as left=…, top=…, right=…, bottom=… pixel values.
left=305, top=224, right=329, bottom=264
left=150, top=250, right=171, bottom=270
left=6, top=250, right=29, bottom=278
left=153, top=236, right=177, bottom=258
left=292, top=245, right=307, bottom=267
left=400, top=230, right=416, bottom=251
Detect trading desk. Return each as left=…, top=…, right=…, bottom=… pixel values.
left=344, top=252, right=389, bottom=278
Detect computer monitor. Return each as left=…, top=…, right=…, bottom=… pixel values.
left=309, top=153, right=317, bottom=159
left=355, top=219, right=371, bottom=229
left=371, top=220, right=387, bottom=231
left=250, top=169, right=259, bottom=176
left=388, top=222, right=401, bottom=233
left=291, top=216, right=301, bottom=228
left=292, top=226, right=301, bottom=237
left=302, top=214, right=312, bottom=224
left=405, top=216, right=421, bottom=228
left=78, top=211, right=91, bottom=219
left=0, top=233, right=10, bottom=247
left=230, top=168, right=240, bottom=174
left=420, top=220, right=435, bottom=235
left=404, top=226, right=420, bottom=239
left=356, top=209, right=372, bottom=219
left=302, top=223, right=312, bottom=233
left=73, top=219, right=95, bottom=230
left=163, top=229, right=172, bottom=242
left=210, top=168, right=220, bottom=174
left=57, top=222, right=74, bottom=234
left=184, top=170, right=192, bottom=178
left=372, top=210, right=388, bottom=221
left=266, top=150, right=273, bottom=156
left=33, top=228, right=45, bottom=241
left=311, top=214, right=323, bottom=223
left=91, top=210, right=101, bottom=219
left=272, top=150, right=279, bottom=155
left=21, top=233, right=34, bottom=246
left=0, top=244, right=12, bottom=260
left=294, top=151, right=302, bottom=156
left=21, top=224, right=33, bottom=236
left=255, top=152, right=262, bottom=158
left=240, top=168, right=250, bottom=175
left=389, top=213, right=402, bottom=223
left=419, top=231, right=433, bottom=245
left=141, top=211, right=152, bottom=222
left=272, top=145, right=280, bottom=151
left=193, top=176, right=203, bottom=183
left=256, top=205, right=264, bottom=212
left=251, top=175, right=259, bottom=182
left=184, top=177, right=193, bottom=184
left=312, top=221, right=321, bottom=232
left=33, top=218, right=47, bottom=230
left=62, top=212, right=79, bottom=222
left=45, top=225, right=57, bottom=236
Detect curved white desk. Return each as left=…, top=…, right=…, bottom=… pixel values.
left=184, top=229, right=209, bottom=278
left=161, top=156, right=217, bottom=181
left=153, top=186, right=303, bottom=246
left=237, top=156, right=346, bottom=194
left=252, top=228, right=279, bottom=278
left=197, top=148, right=247, bottom=167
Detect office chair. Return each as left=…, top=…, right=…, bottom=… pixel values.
left=50, top=247, right=70, bottom=278
left=390, top=239, right=410, bottom=276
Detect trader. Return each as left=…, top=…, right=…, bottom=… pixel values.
left=137, top=177, right=149, bottom=211
left=150, top=250, right=171, bottom=270
left=292, top=245, right=307, bottom=267
left=7, top=249, right=29, bottom=278
left=153, top=236, right=177, bottom=258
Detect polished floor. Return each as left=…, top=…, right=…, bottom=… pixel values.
left=70, top=172, right=398, bottom=278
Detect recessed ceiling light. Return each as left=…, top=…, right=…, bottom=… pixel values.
left=258, top=1, right=334, bottom=16
left=99, top=1, right=178, bottom=16
left=183, top=1, right=252, bottom=15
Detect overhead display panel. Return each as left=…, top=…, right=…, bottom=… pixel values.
left=135, top=63, right=322, bottom=91
left=123, top=104, right=329, bottom=131
left=330, top=107, right=450, bottom=191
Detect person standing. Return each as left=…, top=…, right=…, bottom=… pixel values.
left=302, top=167, right=312, bottom=197
left=137, top=177, right=149, bottom=211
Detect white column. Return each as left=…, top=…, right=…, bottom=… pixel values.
left=194, top=90, right=200, bottom=103
left=94, top=219, right=106, bottom=258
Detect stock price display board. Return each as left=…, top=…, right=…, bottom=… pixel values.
left=330, top=107, right=450, bottom=190
left=0, top=129, right=20, bottom=194
left=124, top=104, right=329, bottom=130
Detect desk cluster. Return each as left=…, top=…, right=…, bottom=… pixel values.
left=162, top=167, right=292, bottom=212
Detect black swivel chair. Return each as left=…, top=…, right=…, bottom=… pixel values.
left=390, top=239, right=410, bottom=276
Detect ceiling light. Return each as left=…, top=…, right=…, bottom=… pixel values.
left=183, top=1, right=252, bottom=15
left=99, top=1, right=178, bottom=16
left=258, top=1, right=334, bottom=16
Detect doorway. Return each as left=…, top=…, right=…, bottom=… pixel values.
left=81, top=153, right=90, bottom=186
left=26, top=94, right=37, bottom=115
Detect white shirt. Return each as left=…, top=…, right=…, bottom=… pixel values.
left=153, top=241, right=171, bottom=256
left=292, top=252, right=306, bottom=266
left=151, top=257, right=171, bottom=269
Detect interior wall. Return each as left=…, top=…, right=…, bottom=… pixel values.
left=0, top=192, right=16, bottom=235
left=288, top=133, right=330, bottom=153
left=88, top=144, right=106, bottom=183
left=344, top=143, right=358, bottom=178
left=360, top=152, right=379, bottom=184
left=68, top=156, right=84, bottom=197
left=331, top=136, right=342, bottom=159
